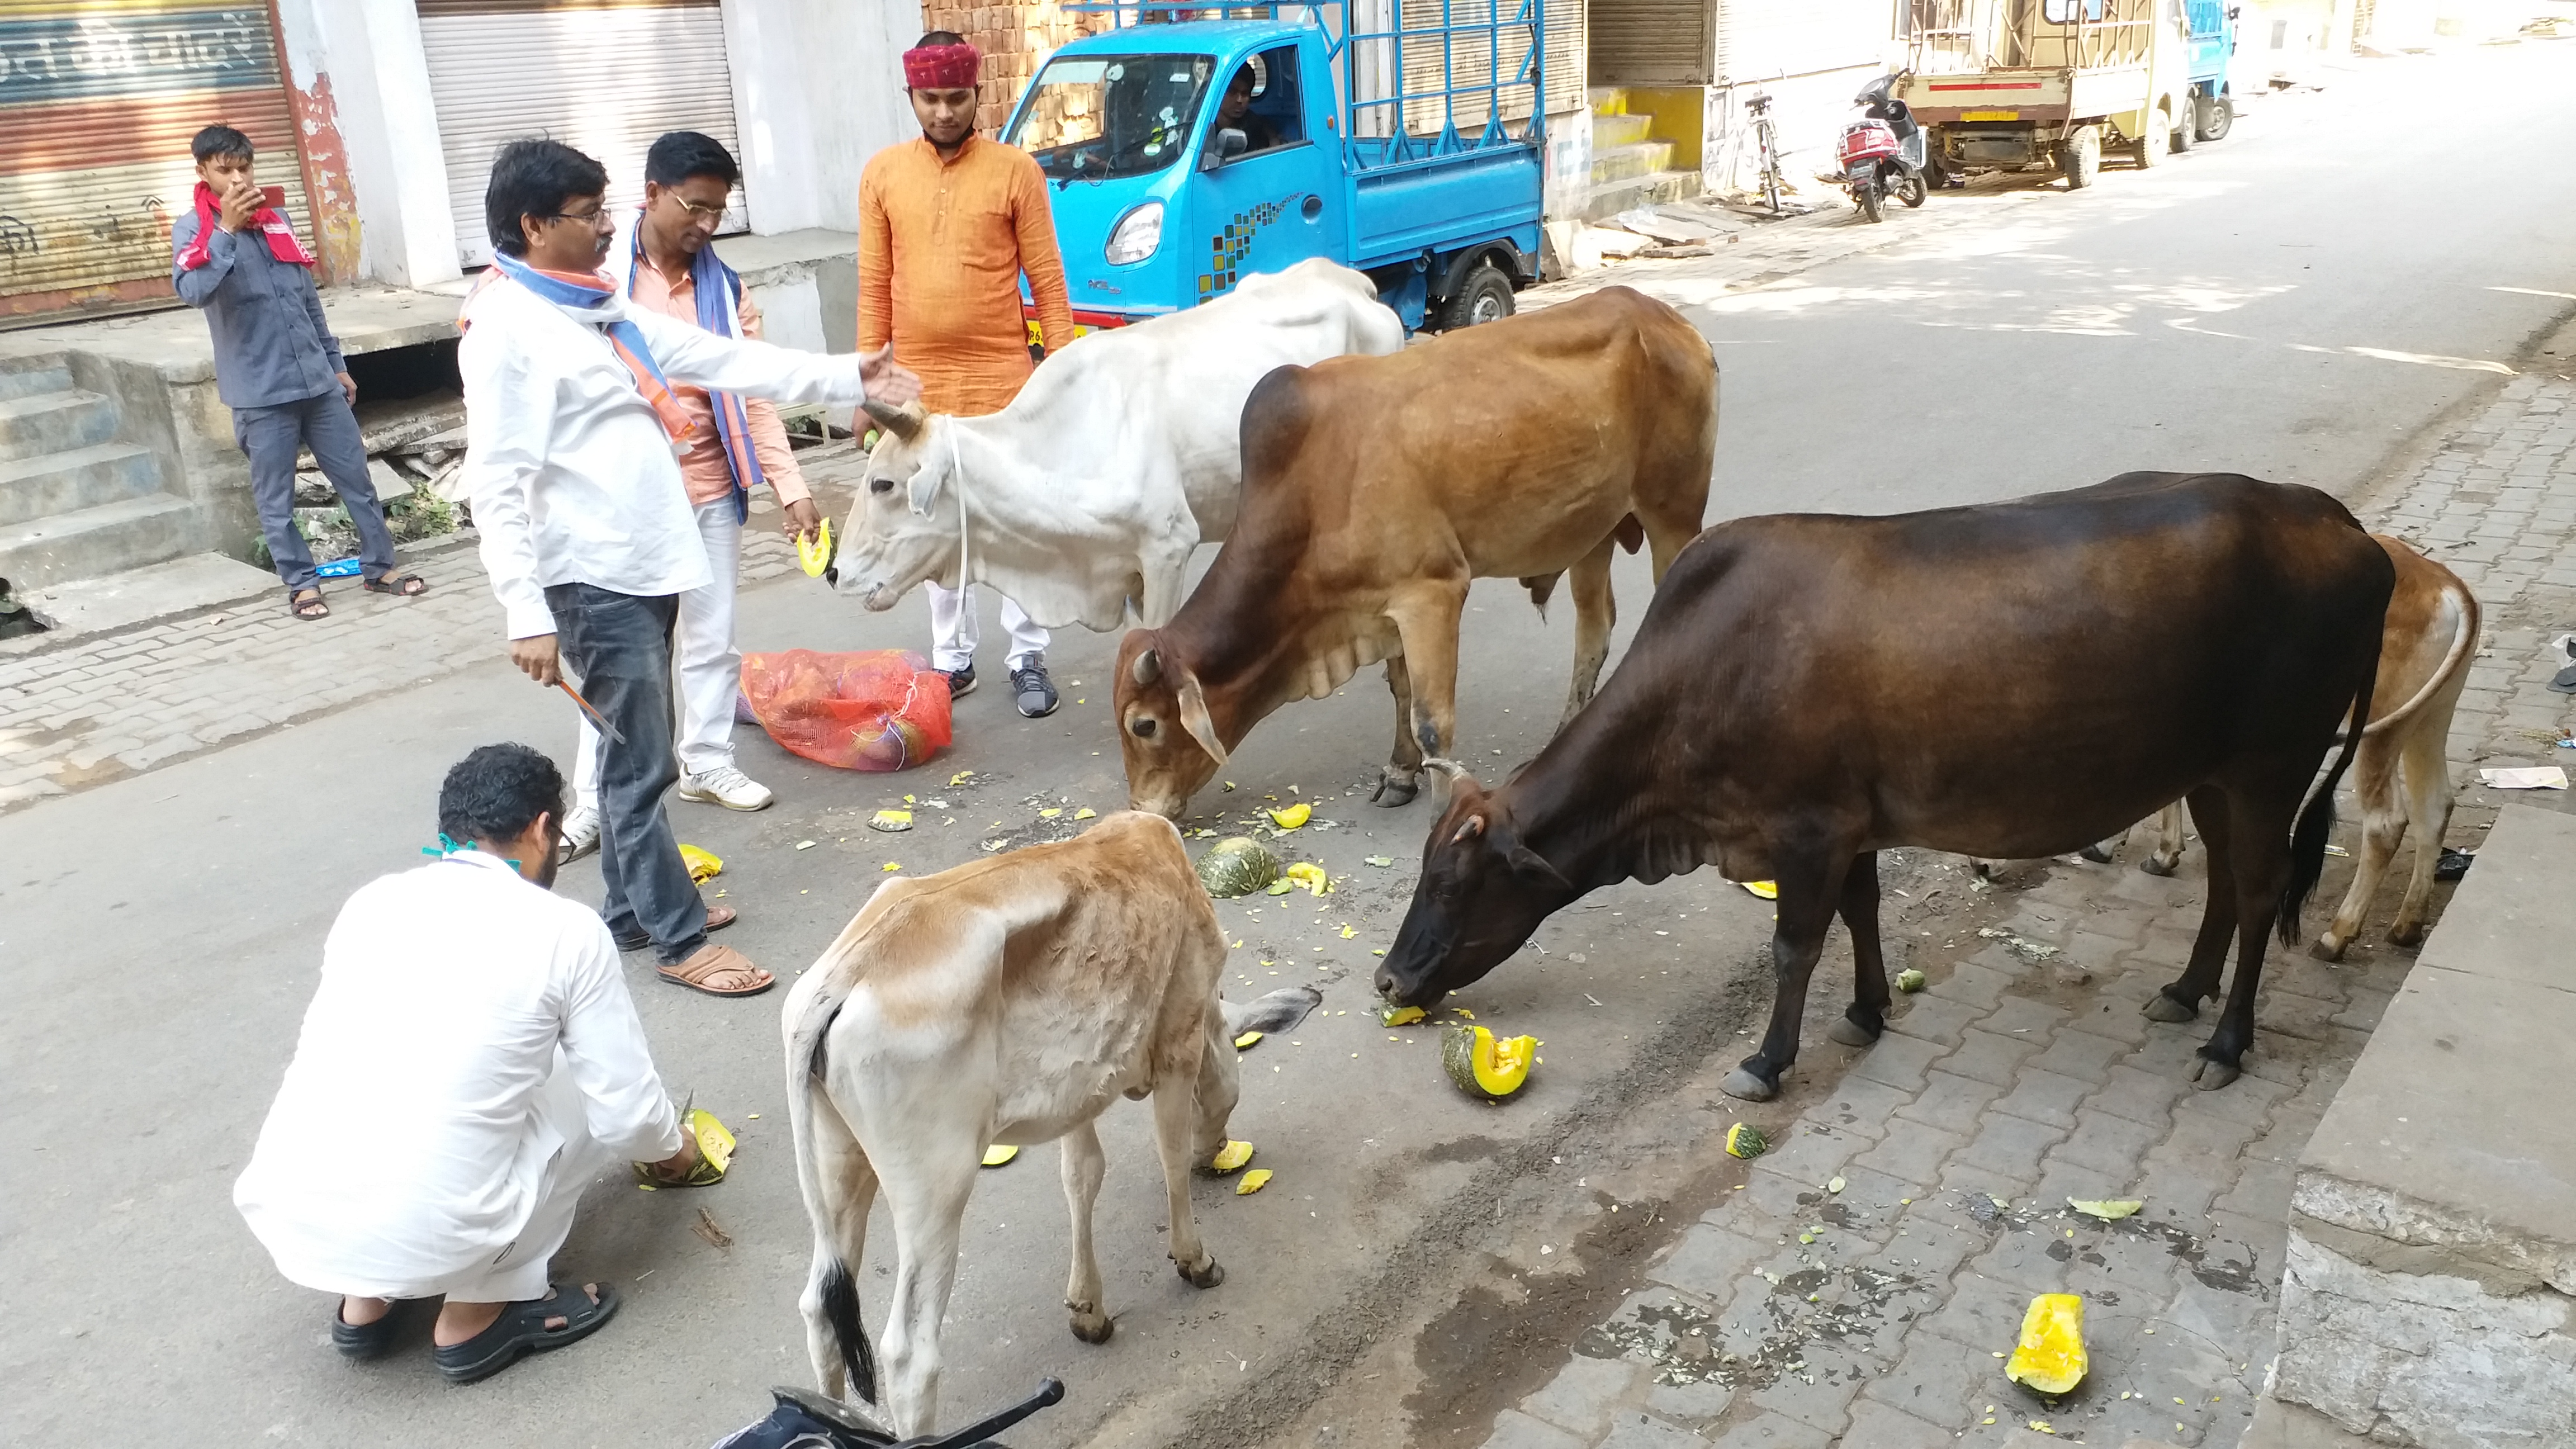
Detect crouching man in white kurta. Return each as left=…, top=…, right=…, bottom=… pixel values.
left=234, top=742, right=704, bottom=1384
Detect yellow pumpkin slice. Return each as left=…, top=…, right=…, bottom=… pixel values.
left=1442, top=1024, right=1537, bottom=1100
left=1267, top=803, right=1311, bottom=830
left=797, top=519, right=834, bottom=577
left=2005, top=1293, right=2088, bottom=1395
left=980, top=1144, right=1019, bottom=1168
left=1379, top=1003, right=1427, bottom=1026
left=1738, top=879, right=1778, bottom=900
left=1234, top=1030, right=1264, bottom=1050
left=1235, top=1168, right=1273, bottom=1195
left=1209, top=1140, right=1254, bottom=1173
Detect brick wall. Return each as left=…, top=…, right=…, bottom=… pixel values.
left=917, top=1, right=1111, bottom=135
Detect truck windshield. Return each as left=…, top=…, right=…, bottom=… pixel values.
left=1011, top=54, right=1216, bottom=181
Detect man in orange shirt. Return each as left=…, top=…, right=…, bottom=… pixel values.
left=558, top=131, right=818, bottom=861
left=860, top=31, right=1078, bottom=718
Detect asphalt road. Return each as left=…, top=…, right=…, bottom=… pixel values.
left=3, top=44, right=2568, bottom=1449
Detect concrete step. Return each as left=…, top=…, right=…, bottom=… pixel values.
left=1591, top=139, right=1678, bottom=187
left=0, top=493, right=197, bottom=592
left=1584, top=168, right=1706, bottom=222
left=1589, top=86, right=1631, bottom=116
left=0, top=442, right=163, bottom=528
left=0, top=389, right=120, bottom=463
left=1593, top=111, right=1655, bottom=149
left=10, top=551, right=282, bottom=638
left=0, top=351, right=74, bottom=402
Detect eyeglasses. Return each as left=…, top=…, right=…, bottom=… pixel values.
left=671, top=198, right=727, bottom=220
left=544, top=206, right=613, bottom=227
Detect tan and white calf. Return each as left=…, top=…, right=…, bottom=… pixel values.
left=781, top=812, right=1317, bottom=1435
left=2112, top=536, right=2477, bottom=957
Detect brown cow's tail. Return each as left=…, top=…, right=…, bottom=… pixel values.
left=2280, top=629, right=2381, bottom=945
left=789, top=983, right=879, bottom=1406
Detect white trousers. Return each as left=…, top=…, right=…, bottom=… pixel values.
left=927, top=582, right=1049, bottom=673
left=435, top=1063, right=603, bottom=1304
left=576, top=498, right=741, bottom=809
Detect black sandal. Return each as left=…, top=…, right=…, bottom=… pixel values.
left=432, top=1282, right=620, bottom=1384
left=288, top=588, right=329, bottom=620
left=363, top=570, right=428, bottom=597
left=332, top=1301, right=398, bottom=1360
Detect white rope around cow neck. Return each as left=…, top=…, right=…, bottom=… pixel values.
left=948, top=422, right=970, bottom=593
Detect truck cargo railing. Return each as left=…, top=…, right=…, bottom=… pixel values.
left=1898, top=0, right=2154, bottom=72
left=1063, top=0, right=1543, bottom=176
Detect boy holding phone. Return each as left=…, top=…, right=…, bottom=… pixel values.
left=173, top=124, right=425, bottom=619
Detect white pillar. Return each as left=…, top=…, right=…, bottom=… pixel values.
left=291, top=0, right=462, bottom=286
left=723, top=0, right=917, bottom=235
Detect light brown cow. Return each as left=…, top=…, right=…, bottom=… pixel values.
left=1114, top=286, right=1717, bottom=818
left=781, top=813, right=1317, bottom=1435
left=2114, top=535, right=2478, bottom=958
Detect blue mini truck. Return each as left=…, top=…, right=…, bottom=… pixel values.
left=1007, top=0, right=1548, bottom=339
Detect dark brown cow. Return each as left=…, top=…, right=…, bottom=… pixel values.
left=1113, top=286, right=1717, bottom=818
left=1374, top=473, right=2393, bottom=1096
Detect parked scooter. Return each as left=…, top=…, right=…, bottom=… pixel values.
left=1837, top=73, right=1930, bottom=223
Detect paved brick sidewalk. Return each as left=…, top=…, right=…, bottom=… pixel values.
left=1471, top=371, right=2575, bottom=1449
left=0, top=484, right=832, bottom=812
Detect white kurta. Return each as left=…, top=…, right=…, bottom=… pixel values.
left=235, top=849, right=682, bottom=1299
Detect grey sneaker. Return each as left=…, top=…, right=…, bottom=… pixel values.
left=943, top=663, right=978, bottom=700
left=558, top=803, right=602, bottom=864
left=1011, top=656, right=1059, bottom=718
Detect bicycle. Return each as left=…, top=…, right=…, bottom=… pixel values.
left=1744, top=91, right=1785, bottom=215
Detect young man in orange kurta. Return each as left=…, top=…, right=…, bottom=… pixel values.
left=860, top=31, right=1079, bottom=718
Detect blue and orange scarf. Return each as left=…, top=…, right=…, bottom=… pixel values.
left=622, top=225, right=766, bottom=524
left=472, top=251, right=699, bottom=451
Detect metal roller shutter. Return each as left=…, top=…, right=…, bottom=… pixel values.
left=1396, top=0, right=1583, bottom=136
left=418, top=0, right=749, bottom=269
left=1589, top=0, right=1712, bottom=85
left=0, top=0, right=315, bottom=324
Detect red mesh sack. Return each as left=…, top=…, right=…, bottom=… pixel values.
left=740, top=649, right=953, bottom=772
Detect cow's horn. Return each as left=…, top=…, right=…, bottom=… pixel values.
left=1131, top=648, right=1161, bottom=686
left=1419, top=757, right=1467, bottom=779
left=861, top=400, right=925, bottom=439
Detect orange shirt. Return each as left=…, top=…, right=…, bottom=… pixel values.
left=859, top=135, right=1078, bottom=417
left=626, top=252, right=808, bottom=510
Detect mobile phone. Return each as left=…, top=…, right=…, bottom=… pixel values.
left=259, top=185, right=286, bottom=210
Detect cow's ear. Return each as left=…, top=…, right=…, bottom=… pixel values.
left=1176, top=670, right=1229, bottom=766
left=1508, top=842, right=1571, bottom=889
left=905, top=446, right=946, bottom=517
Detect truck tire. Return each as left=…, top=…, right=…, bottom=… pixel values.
left=2195, top=91, right=2233, bottom=141
left=1438, top=263, right=1516, bottom=330
left=2130, top=112, right=2167, bottom=168
left=2061, top=126, right=2101, bottom=190
left=2171, top=97, right=2196, bottom=152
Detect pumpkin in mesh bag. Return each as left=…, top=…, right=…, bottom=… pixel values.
left=739, top=649, right=953, bottom=772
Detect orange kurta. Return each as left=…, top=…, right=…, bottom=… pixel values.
left=859, top=135, right=1077, bottom=417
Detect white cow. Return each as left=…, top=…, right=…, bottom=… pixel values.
left=782, top=812, right=1318, bottom=1436
left=834, top=257, right=1404, bottom=630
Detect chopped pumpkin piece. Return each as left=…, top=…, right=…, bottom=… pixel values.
left=1209, top=1140, right=1254, bottom=1173
left=1379, top=1002, right=1427, bottom=1026
left=981, top=1145, right=1019, bottom=1168
left=1725, top=1123, right=1768, bottom=1159
left=1267, top=803, right=1312, bottom=830
left=2067, top=1198, right=2144, bottom=1220
left=1235, top=1168, right=1273, bottom=1195
left=1442, top=1024, right=1536, bottom=1100
left=1895, top=967, right=1927, bottom=992
left=2005, top=1293, right=2088, bottom=1395
left=1234, top=1030, right=1264, bottom=1050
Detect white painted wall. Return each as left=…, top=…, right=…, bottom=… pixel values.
left=723, top=0, right=918, bottom=234
left=286, top=0, right=463, bottom=287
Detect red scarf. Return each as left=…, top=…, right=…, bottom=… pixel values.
left=175, top=181, right=315, bottom=271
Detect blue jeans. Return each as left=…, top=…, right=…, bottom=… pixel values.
left=233, top=389, right=397, bottom=592
left=546, top=583, right=707, bottom=964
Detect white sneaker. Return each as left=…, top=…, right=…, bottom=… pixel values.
left=558, top=803, right=602, bottom=863
left=678, top=764, right=775, bottom=812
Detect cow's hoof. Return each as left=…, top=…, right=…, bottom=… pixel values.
left=2080, top=843, right=2114, bottom=864
left=1719, top=1067, right=1778, bottom=1102
left=1826, top=1015, right=1880, bottom=1048
left=2386, top=920, right=2427, bottom=949
left=1069, top=1309, right=1114, bottom=1344
left=2189, top=1055, right=2241, bottom=1092
left=1371, top=771, right=1419, bottom=808
left=1177, top=1256, right=1225, bottom=1290
left=2309, top=934, right=2350, bottom=962
left=2142, top=991, right=2198, bottom=1024
left=2140, top=854, right=2179, bottom=878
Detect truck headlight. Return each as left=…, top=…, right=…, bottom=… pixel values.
left=1105, top=202, right=1163, bottom=265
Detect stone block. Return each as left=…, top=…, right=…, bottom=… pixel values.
left=1847, top=1031, right=1947, bottom=1094
left=1883, top=1204, right=1987, bottom=1281
left=1642, top=1376, right=1735, bottom=1428
left=1809, top=1074, right=1914, bottom=1139
left=1965, top=1225, right=2072, bottom=1295
left=1651, top=1222, right=1775, bottom=1305
left=1892, top=1069, right=2004, bottom=1136
left=1484, top=1408, right=1589, bottom=1449
left=1924, top=959, right=2016, bottom=1012
left=1945, top=1027, right=2042, bottom=1088
left=1951, top=1111, right=2068, bottom=1185
left=1882, top=993, right=1981, bottom=1048
left=1704, top=1410, right=1830, bottom=1449
left=2089, top=1065, right=2189, bottom=1126
left=1521, top=1352, right=1645, bottom=1437
left=1989, top=1066, right=2094, bottom=1131
left=2027, top=1026, right=2132, bottom=1084
left=1838, top=1399, right=1953, bottom=1449
left=1985, top=995, right=2071, bottom=1038
left=1750, top=1124, right=1865, bottom=1185
left=1852, top=1123, right=1964, bottom=1187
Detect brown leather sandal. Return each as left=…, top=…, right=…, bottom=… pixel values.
left=363, top=569, right=428, bottom=597
left=613, top=903, right=735, bottom=953
left=288, top=588, right=329, bottom=620
left=659, top=943, right=773, bottom=997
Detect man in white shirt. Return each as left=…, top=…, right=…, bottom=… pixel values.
left=235, top=743, right=707, bottom=1384
left=460, top=138, right=920, bottom=998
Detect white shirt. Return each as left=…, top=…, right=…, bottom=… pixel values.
left=459, top=271, right=877, bottom=640
left=234, top=849, right=681, bottom=1294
